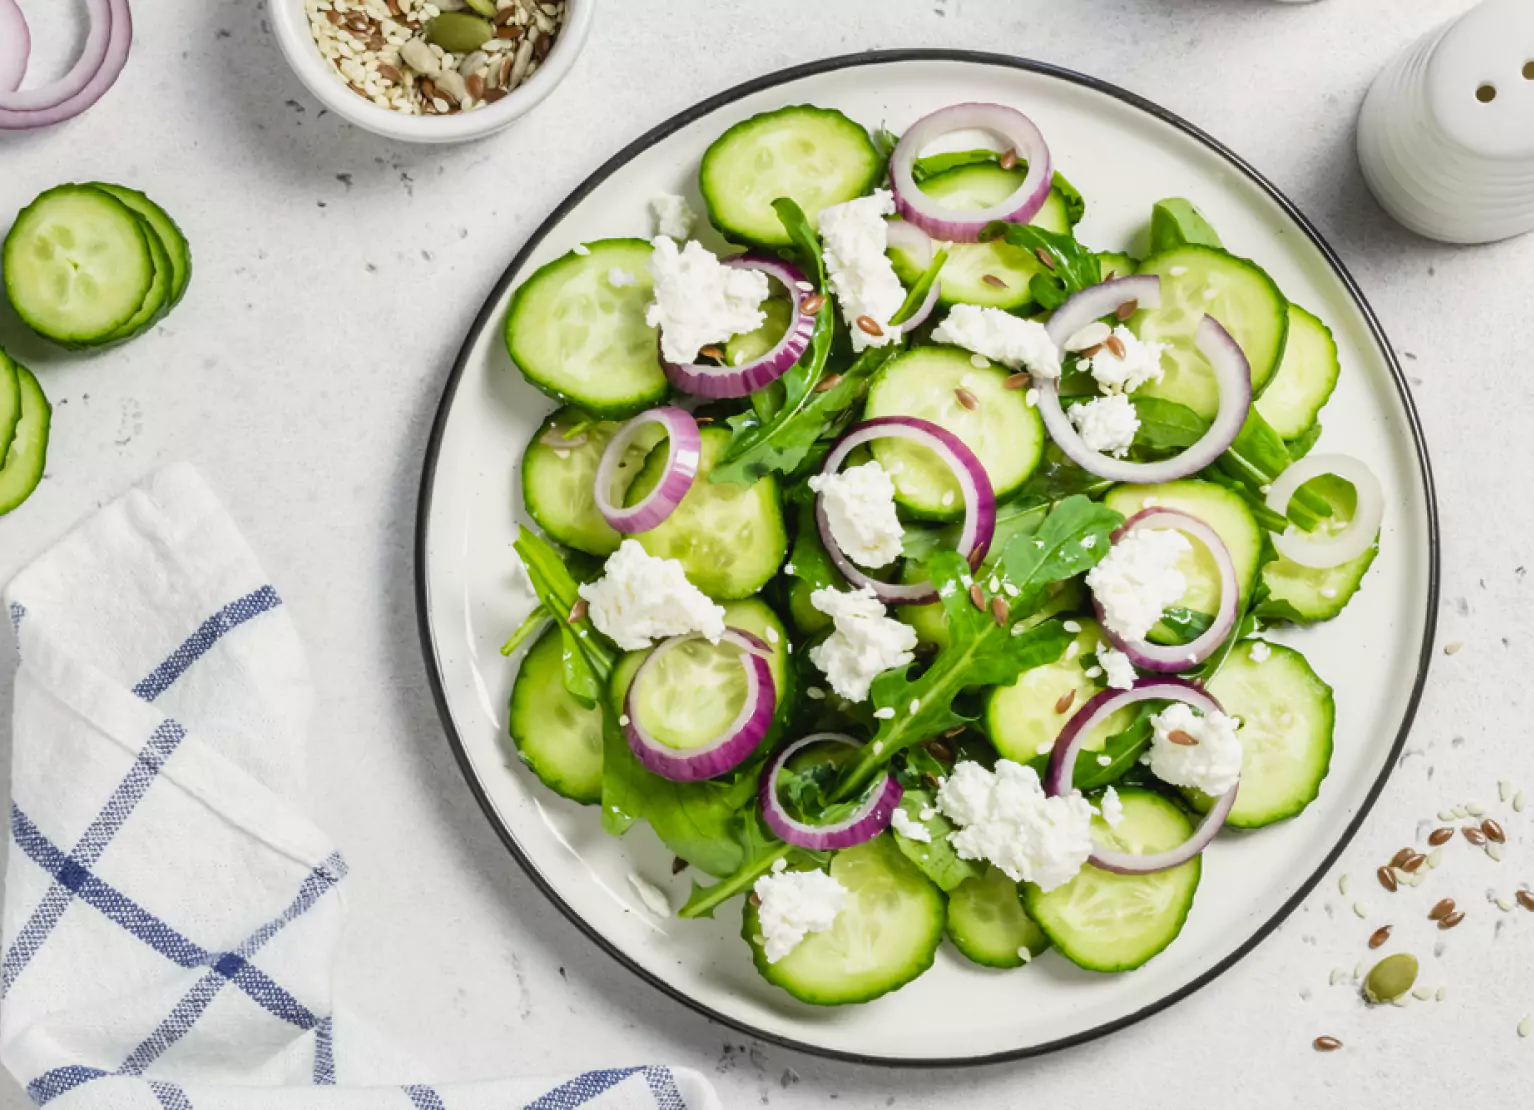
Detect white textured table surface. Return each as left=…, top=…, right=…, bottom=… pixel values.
left=2, top=0, right=1532, bottom=1104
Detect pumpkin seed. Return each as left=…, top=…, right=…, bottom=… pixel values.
left=428, top=12, right=494, bottom=53
left=1363, top=953, right=1418, bottom=1003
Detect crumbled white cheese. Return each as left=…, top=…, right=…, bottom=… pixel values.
left=807, top=461, right=904, bottom=569
left=627, top=873, right=672, bottom=917
left=1068, top=393, right=1140, bottom=457
left=1249, top=640, right=1271, bottom=663
left=936, top=760, right=1095, bottom=891
left=1085, top=527, right=1191, bottom=643
left=752, top=867, right=847, bottom=963
left=649, top=194, right=697, bottom=241
left=1148, top=702, right=1244, bottom=796
left=931, top=304, right=1062, bottom=377
left=577, top=540, right=726, bottom=651
left=891, top=807, right=932, bottom=843
left=1080, top=326, right=1166, bottom=395
left=806, top=587, right=918, bottom=703
left=1098, top=646, right=1137, bottom=690
left=817, top=189, right=906, bottom=351
left=607, top=268, right=638, bottom=288
left=646, top=237, right=768, bottom=364
left=1099, top=785, right=1125, bottom=829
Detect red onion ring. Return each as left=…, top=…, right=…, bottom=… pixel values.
left=660, top=257, right=816, bottom=399
left=889, top=103, right=1053, bottom=243
left=0, top=0, right=132, bottom=131
left=0, top=0, right=28, bottom=94
left=623, top=629, right=776, bottom=783
left=760, top=733, right=903, bottom=851
left=1045, top=678, right=1238, bottom=874
left=1044, top=275, right=1164, bottom=350
left=593, top=406, right=700, bottom=534
left=885, top=219, right=934, bottom=270
left=1265, top=453, right=1384, bottom=569
left=1093, top=508, right=1238, bottom=672
left=815, top=417, right=996, bottom=606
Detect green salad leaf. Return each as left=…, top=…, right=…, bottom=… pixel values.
left=890, top=247, right=948, bottom=327
left=890, top=787, right=982, bottom=892
left=1068, top=702, right=1159, bottom=792
left=977, top=221, right=1101, bottom=310
left=513, top=528, right=613, bottom=705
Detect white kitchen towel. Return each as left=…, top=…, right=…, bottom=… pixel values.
left=0, top=464, right=719, bottom=1110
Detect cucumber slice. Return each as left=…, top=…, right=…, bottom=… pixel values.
left=1254, top=305, right=1339, bottom=440
left=1102, top=480, right=1263, bottom=634
left=1149, top=198, right=1223, bottom=253
left=505, top=239, right=668, bottom=418
left=0, top=364, right=50, bottom=516
left=630, top=635, right=755, bottom=750
left=508, top=624, right=603, bottom=804
left=3, top=185, right=156, bottom=347
left=946, top=866, right=1050, bottom=968
left=0, top=350, right=19, bottom=463
left=90, top=184, right=192, bottom=307
left=699, top=105, right=883, bottom=248
left=1131, top=245, right=1289, bottom=420
left=984, top=618, right=1134, bottom=764
left=1023, top=788, right=1201, bottom=972
left=1188, top=640, right=1334, bottom=827
left=1257, top=473, right=1378, bottom=624
left=864, top=347, right=1045, bottom=517
left=724, top=297, right=792, bottom=367
left=744, top=836, right=945, bottom=1005
left=521, top=407, right=665, bottom=557
left=1097, top=251, right=1138, bottom=280
left=628, top=427, right=786, bottom=599
left=100, top=215, right=171, bottom=344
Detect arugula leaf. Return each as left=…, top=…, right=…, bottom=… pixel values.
left=890, top=788, right=982, bottom=892
left=1070, top=702, right=1160, bottom=792
left=978, top=221, right=1101, bottom=310
left=1132, top=397, right=1209, bottom=452
left=513, top=528, right=615, bottom=704
left=770, top=197, right=826, bottom=290
left=890, top=247, right=948, bottom=327
left=999, top=494, right=1124, bottom=612
left=678, top=808, right=829, bottom=919
left=873, top=127, right=901, bottom=182
left=1156, top=606, right=1214, bottom=645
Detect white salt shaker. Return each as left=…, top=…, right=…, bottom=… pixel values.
left=1358, top=0, right=1534, bottom=244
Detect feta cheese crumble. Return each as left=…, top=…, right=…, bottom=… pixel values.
left=891, top=807, right=932, bottom=843
left=1098, top=645, right=1137, bottom=690
left=607, top=268, right=638, bottom=288
left=645, top=237, right=768, bottom=364
left=807, top=461, right=904, bottom=569
left=1148, top=702, right=1244, bottom=796
left=807, top=586, right=918, bottom=703
left=936, top=760, right=1095, bottom=891
left=931, top=304, right=1062, bottom=377
left=1085, top=527, right=1191, bottom=643
left=1098, top=785, right=1125, bottom=829
left=817, top=190, right=906, bottom=351
left=1080, top=326, right=1166, bottom=395
left=752, top=867, right=848, bottom=963
left=577, top=540, right=726, bottom=651
left=649, top=194, right=697, bottom=241
left=1068, top=393, right=1140, bottom=457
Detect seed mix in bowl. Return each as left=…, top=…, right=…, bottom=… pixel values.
left=304, top=0, right=566, bottom=116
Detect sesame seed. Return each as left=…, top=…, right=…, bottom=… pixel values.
left=806, top=687, right=824, bottom=700
left=909, top=699, right=920, bottom=715
left=1353, top=902, right=1369, bottom=919
left=1444, top=641, right=1464, bottom=655
left=874, top=707, right=895, bottom=720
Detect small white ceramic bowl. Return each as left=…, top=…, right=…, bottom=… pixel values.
left=269, top=0, right=594, bottom=144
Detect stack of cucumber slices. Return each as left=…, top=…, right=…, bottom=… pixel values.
left=0, top=346, right=49, bottom=517
left=499, top=98, right=1381, bottom=1008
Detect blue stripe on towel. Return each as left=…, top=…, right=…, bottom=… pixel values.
left=645, top=1067, right=687, bottom=1110
left=312, top=1014, right=337, bottom=1085
left=149, top=1081, right=194, bottom=1109
left=404, top=1085, right=447, bottom=1110
left=521, top=1067, right=646, bottom=1109
left=132, top=585, right=282, bottom=702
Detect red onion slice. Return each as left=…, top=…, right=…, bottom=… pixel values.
left=1035, top=312, right=1251, bottom=483
left=1045, top=679, right=1237, bottom=874
left=0, top=0, right=131, bottom=131
left=661, top=256, right=816, bottom=399
left=760, top=733, right=903, bottom=851
left=0, top=0, right=28, bottom=94
left=623, top=629, right=776, bottom=783
left=1093, top=508, right=1238, bottom=672
left=1044, top=275, right=1164, bottom=349
left=1265, top=453, right=1384, bottom=569
left=593, top=406, right=700, bottom=534
left=815, top=417, right=996, bottom=606
left=899, top=278, right=942, bottom=334
left=885, top=219, right=934, bottom=270
left=889, top=103, right=1053, bottom=243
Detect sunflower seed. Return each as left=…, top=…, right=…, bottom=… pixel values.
left=1428, top=848, right=1444, bottom=868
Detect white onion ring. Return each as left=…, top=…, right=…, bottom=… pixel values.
left=1265, top=453, right=1384, bottom=569
left=660, top=257, right=816, bottom=399
left=1093, top=508, right=1239, bottom=672
left=759, top=733, right=903, bottom=851
left=593, top=406, right=700, bottom=534
left=1044, top=274, right=1163, bottom=349
left=884, top=219, right=934, bottom=270
left=1045, top=678, right=1238, bottom=874
left=899, top=278, right=943, bottom=333
left=815, top=417, right=996, bottom=606
left=624, top=629, right=776, bottom=783
left=889, top=103, right=1053, bottom=243
left=0, top=0, right=28, bottom=94
left=0, top=0, right=132, bottom=131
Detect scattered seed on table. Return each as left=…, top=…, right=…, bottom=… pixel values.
left=1368, top=925, right=1393, bottom=948
left=1483, top=818, right=1506, bottom=843
left=1439, top=910, right=1466, bottom=930
left=1518, top=891, right=1534, bottom=912
left=1468, top=802, right=1488, bottom=817
left=1401, top=852, right=1427, bottom=873
left=1329, top=968, right=1346, bottom=985
left=1454, top=805, right=1470, bottom=818
left=1390, top=848, right=1414, bottom=869
left=1429, top=897, right=1456, bottom=921
left=1520, top=1016, right=1533, bottom=1039
left=1516, top=792, right=1527, bottom=813
left=1413, top=986, right=1434, bottom=1001
left=1436, top=986, right=1447, bottom=1002
left=1313, top=1036, right=1342, bottom=1052
left=1377, top=867, right=1399, bottom=893
left=1353, top=902, right=1370, bottom=919
left=1500, top=779, right=1512, bottom=802
left=1338, top=873, right=1350, bottom=896
left=1465, top=827, right=1488, bottom=846
left=1429, top=827, right=1455, bottom=846
left=1497, top=896, right=1516, bottom=912
left=1444, top=641, right=1464, bottom=655
left=1487, top=843, right=1504, bottom=862
left=1428, top=848, right=1445, bottom=868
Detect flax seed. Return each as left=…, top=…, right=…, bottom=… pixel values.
left=1368, top=925, right=1393, bottom=949
left=1054, top=689, right=1076, bottom=715
left=801, top=293, right=826, bottom=314
left=1517, top=891, right=1534, bottom=912
left=856, top=315, right=884, bottom=337
left=1400, top=852, right=1426, bottom=873
left=496, top=23, right=521, bottom=38
left=1035, top=247, right=1055, bottom=270
left=1115, top=299, right=1137, bottom=321
left=1482, top=818, right=1505, bottom=843
left=1313, top=1036, right=1342, bottom=1052
left=926, top=740, right=952, bottom=763
left=326, top=10, right=344, bottom=24
left=1105, top=334, right=1127, bottom=359
left=699, top=345, right=724, bottom=361
left=1428, top=827, right=1455, bottom=846
left=814, top=373, right=842, bottom=393
left=485, top=87, right=509, bottom=103
left=1389, top=848, right=1414, bottom=869
left=567, top=599, right=587, bottom=624
left=981, top=274, right=1008, bottom=289
left=968, top=584, right=986, bottom=611
left=954, top=387, right=979, bottom=410
left=466, top=72, right=485, bottom=99
left=1438, top=910, right=1465, bottom=929
left=990, top=596, right=1008, bottom=626
left=1428, top=897, right=1456, bottom=921
left=749, top=892, right=761, bottom=907
left=1377, top=867, right=1398, bottom=893
left=379, top=62, right=402, bottom=82
left=1168, top=729, right=1198, bottom=747
left=1464, top=826, right=1487, bottom=846
left=999, top=147, right=1018, bottom=170
left=1003, top=373, right=1030, bottom=390
left=1081, top=344, right=1104, bottom=359
left=493, top=5, right=519, bottom=23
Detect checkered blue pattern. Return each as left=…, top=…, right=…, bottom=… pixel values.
left=1, top=465, right=717, bottom=1110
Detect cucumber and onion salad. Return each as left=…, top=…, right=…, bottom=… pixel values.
left=501, top=98, right=1380, bottom=1006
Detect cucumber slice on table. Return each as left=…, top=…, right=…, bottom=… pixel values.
left=744, top=835, right=945, bottom=1005
left=0, top=350, right=19, bottom=462
left=946, top=865, right=1050, bottom=969
left=521, top=406, right=666, bottom=557
left=1186, top=640, right=1334, bottom=827
left=508, top=624, right=604, bottom=804
left=1254, top=305, right=1339, bottom=441
left=1130, top=245, right=1289, bottom=420
left=3, top=185, right=156, bottom=347
left=699, top=105, right=883, bottom=249
left=628, top=426, right=786, bottom=599
left=90, top=183, right=193, bottom=307
left=1257, top=472, right=1378, bottom=625
left=1023, top=788, right=1202, bottom=972
left=0, top=364, right=53, bottom=516
left=505, top=238, right=668, bottom=418
left=100, top=219, right=171, bottom=344
left=864, top=346, right=1045, bottom=517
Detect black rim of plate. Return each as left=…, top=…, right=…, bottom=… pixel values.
left=415, top=48, right=1440, bottom=1068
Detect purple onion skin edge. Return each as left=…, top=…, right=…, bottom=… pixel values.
left=622, top=643, right=775, bottom=784
left=758, top=738, right=904, bottom=852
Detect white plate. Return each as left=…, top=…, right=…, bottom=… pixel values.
left=415, top=51, right=1438, bottom=1065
